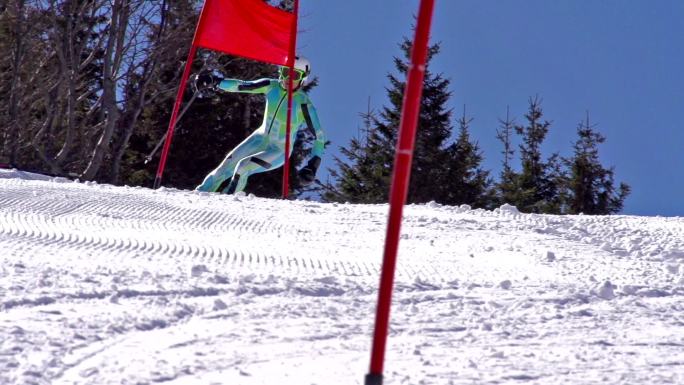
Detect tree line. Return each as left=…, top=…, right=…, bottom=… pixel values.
left=323, top=40, right=630, bottom=215
left=0, top=0, right=298, bottom=196
left=0, top=1, right=629, bottom=214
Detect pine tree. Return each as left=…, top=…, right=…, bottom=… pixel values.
left=406, top=42, right=456, bottom=204
left=441, top=106, right=492, bottom=207
left=563, top=112, right=630, bottom=214
left=326, top=39, right=478, bottom=205
left=495, top=105, right=518, bottom=206
left=324, top=106, right=393, bottom=203
left=512, top=96, right=563, bottom=213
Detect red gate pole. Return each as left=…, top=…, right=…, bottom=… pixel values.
left=153, top=44, right=198, bottom=189
left=282, top=0, right=300, bottom=199
left=365, top=1, right=436, bottom=384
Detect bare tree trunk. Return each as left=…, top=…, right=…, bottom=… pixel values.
left=110, top=0, right=168, bottom=184
left=110, top=95, right=144, bottom=184
left=110, top=116, right=134, bottom=184
left=82, top=0, right=130, bottom=180
left=5, top=0, right=26, bottom=164
left=54, top=0, right=77, bottom=164
left=18, top=0, right=105, bottom=174
left=31, top=80, right=63, bottom=174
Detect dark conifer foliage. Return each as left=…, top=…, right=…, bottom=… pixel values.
left=562, top=113, right=630, bottom=214
left=441, top=107, right=493, bottom=207
left=326, top=39, right=492, bottom=207
left=323, top=106, right=393, bottom=203
left=510, top=96, right=563, bottom=213
left=494, top=106, right=519, bottom=206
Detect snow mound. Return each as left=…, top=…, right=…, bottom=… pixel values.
left=497, top=203, right=520, bottom=215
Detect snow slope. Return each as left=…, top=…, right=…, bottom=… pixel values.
left=1, top=169, right=683, bottom=385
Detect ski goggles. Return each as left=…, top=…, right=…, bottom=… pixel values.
left=278, top=67, right=306, bottom=81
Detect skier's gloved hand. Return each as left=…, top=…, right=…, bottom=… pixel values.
left=193, top=71, right=220, bottom=91
left=297, top=156, right=321, bottom=186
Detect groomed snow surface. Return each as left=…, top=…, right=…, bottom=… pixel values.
left=1, top=169, right=683, bottom=385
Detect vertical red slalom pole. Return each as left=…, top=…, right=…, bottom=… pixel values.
left=366, top=1, right=435, bottom=385
left=282, top=0, right=300, bottom=199
left=153, top=44, right=198, bottom=189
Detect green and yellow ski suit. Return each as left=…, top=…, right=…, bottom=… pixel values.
left=196, top=78, right=325, bottom=193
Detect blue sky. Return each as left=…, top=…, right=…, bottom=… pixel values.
left=295, top=0, right=683, bottom=216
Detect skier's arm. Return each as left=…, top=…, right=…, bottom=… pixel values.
left=300, top=100, right=325, bottom=159
left=217, top=78, right=274, bottom=94
left=296, top=99, right=325, bottom=185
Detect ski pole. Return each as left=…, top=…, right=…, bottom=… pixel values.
left=144, top=89, right=200, bottom=164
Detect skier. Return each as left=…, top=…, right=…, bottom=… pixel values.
left=193, top=56, right=325, bottom=194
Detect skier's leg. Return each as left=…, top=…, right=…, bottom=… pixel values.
left=196, top=133, right=265, bottom=192
left=225, top=146, right=285, bottom=194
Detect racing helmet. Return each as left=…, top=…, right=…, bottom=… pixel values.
left=279, top=56, right=311, bottom=84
